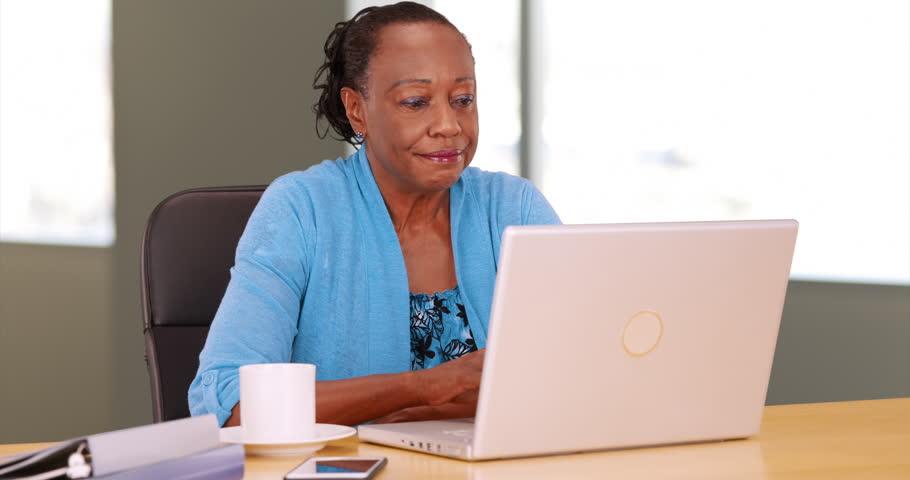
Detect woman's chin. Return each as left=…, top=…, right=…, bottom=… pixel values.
left=420, top=169, right=464, bottom=192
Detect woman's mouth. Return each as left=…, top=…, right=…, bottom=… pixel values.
left=417, top=149, right=463, bottom=164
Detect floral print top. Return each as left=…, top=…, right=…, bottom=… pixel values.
left=409, top=286, right=479, bottom=370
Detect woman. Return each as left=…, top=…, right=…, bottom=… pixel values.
left=188, top=1, right=560, bottom=427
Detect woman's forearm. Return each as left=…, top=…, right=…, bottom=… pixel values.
left=223, top=370, right=422, bottom=427
left=315, top=370, right=423, bottom=425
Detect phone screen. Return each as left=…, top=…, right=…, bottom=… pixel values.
left=285, top=457, right=386, bottom=479
left=313, top=459, right=378, bottom=473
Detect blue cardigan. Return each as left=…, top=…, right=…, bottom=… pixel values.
left=188, top=148, right=561, bottom=425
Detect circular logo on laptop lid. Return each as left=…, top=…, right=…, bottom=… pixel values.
left=622, top=310, right=664, bottom=357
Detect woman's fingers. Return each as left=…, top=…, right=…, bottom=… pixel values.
left=373, top=397, right=478, bottom=424
left=414, top=348, right=486, bottom=406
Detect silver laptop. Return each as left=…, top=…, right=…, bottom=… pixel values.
left=358, top=220, right=798, bottom=460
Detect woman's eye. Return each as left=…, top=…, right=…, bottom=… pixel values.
left=401, top=98, right=428, bottom=109
left=453, top=95, right=474, bottom=107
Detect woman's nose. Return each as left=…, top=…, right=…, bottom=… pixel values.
left=429, top=103, right=461, bottom=137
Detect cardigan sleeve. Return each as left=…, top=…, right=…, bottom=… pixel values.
left=520, top=178, right=562, bottom=226
left=188, top=174, right=313, bottom=426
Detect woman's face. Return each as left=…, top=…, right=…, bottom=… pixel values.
left=345, top=22, right=478, bottom=195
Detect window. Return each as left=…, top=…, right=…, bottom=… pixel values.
left=0, top=0, right=114, bottom=247
left=536, top=0, right=909, bottom=284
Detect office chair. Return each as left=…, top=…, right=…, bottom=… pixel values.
left=141, top=185, right=266, bottom=422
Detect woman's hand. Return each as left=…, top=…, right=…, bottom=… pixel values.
left=409, top=349, right=485, bottom=406
left=370, top=350, right=485, bottom=424
left=372, top=390, right=479, bottom=424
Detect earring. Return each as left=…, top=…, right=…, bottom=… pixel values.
left=355, top=131, right=364, bottom=140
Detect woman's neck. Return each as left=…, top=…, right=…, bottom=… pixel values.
left=382, top=186, right=450, bottom=233
left=365, top=148, right=451, bottom=233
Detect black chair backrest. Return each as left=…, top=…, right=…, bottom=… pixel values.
left=141, top=186, right=266, bottom=422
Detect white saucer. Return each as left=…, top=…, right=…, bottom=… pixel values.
left=219, top=424, right=357, bottom=457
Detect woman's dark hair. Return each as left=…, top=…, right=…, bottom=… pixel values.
left=312, top=2, right=466, bottom=146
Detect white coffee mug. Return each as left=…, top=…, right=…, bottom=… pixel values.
left=239, top=363, right=316, bottom=443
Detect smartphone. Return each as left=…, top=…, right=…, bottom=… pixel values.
left=284, top=456, right=387, bottom=480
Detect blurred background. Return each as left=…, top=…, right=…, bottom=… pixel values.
left=1, top=0, right=907, bottom=442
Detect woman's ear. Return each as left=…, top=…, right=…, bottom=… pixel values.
left=340, top=87, right=367, bottom=136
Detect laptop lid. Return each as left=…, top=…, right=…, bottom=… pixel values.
left=471, top=220, right=798, bottom=459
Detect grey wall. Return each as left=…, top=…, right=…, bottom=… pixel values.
left=0, top=244, right=113, bottom=442
left=767, top=281, right=910, bottom=404
left=0, top=0, right=907, bottom=444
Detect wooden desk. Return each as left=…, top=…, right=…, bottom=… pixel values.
left=3, top=398, right=908, bottom=479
